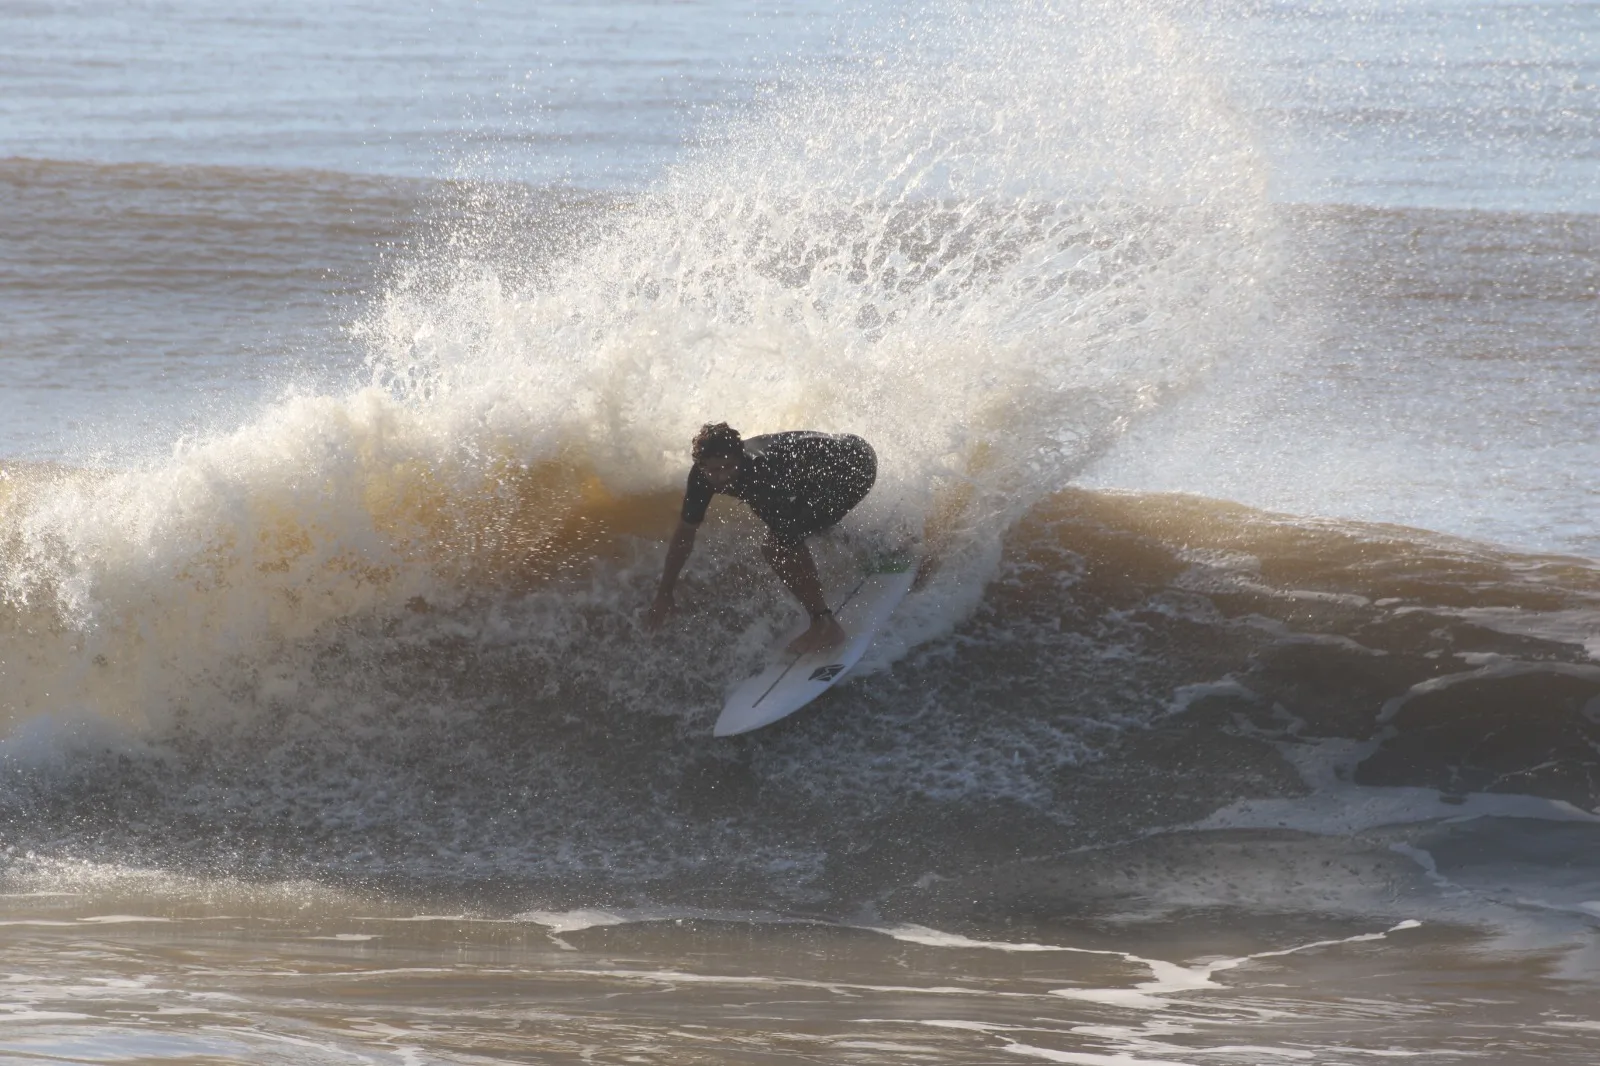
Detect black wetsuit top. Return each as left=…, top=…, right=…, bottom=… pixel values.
left=681, top=431, right=876, bottom=544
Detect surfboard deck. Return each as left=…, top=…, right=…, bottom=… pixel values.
left=714, top=550, right=916, bottom=737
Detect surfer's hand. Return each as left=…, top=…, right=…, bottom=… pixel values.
left=645, top=590, right=674, bottom=630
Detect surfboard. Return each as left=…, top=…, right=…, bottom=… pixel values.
left=714, top=550, right=917, bottom=737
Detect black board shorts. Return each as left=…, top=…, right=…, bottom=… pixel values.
left=762, top=434, right=876, bottom=546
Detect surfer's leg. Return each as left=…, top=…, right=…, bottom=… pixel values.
left=761, top=533, right=827, bottom=616
left=761, top=441, right=876, bottom=652
left=762, top=533, right=847, bottom=653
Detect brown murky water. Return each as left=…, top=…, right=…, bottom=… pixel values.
left=4, top=882, right=1599, bottom=1066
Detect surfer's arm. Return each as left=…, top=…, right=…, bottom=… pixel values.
left=646, top=519, right=698, bottom=627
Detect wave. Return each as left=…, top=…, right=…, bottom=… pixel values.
left=2, top=0, right=1277, bottom=726
left=1, top=485, right=1596, bottom=917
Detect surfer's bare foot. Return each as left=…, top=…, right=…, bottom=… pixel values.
left=787, top=614, right=846, bottom=655
left=643, top=590, right=675, bottom=630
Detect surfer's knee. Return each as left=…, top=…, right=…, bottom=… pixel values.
left=761, top=532, right=793, bottom=563
left=763, top=534, right=815, bottom=574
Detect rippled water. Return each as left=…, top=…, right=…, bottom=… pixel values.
left=4, top=885, right=1599, bottom=1065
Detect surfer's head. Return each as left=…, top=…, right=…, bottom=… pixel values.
left=692, top=422, right=743, bottom=488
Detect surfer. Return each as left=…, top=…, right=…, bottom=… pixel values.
left=647, top=423, right=877, bottom=654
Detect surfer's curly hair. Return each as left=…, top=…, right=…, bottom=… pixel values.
left=692, top=422, right=743, bottom=462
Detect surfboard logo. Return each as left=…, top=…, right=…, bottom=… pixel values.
left=808, top=664, right=846, bottom=682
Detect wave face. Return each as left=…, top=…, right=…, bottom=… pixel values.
left=1, top=487, right=1596, bottom=918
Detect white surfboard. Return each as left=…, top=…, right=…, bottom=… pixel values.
left=715, top=551, right=917, bottom=737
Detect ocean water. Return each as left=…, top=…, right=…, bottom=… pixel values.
left=2, top=1, right=1598, bottom=1063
